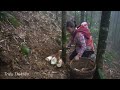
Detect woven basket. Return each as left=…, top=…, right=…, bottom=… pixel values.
left=70, top=57, right=96, bottom=79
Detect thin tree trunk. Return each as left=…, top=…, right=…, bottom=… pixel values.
left=74, top=11, right=77, bottom=27
left=90, top=11, right=93, bottom=29
left=55, top=11, right=58, bottom=21
left=96, top=11, right=111, bottom=69
left=62, top=11, right=67, bottom=64
left=0, top=21, right=2, bottom=79
left=117, top=12, right=120, bottom=51
left=95, top=11, right=111, bottom=79
left=114, top=12, right=119, bottom=51
left=75, top=11, right=76, bottom=22
left=86, top=11, right=87, bottom=22
left=81, top=11, right=85, bottom=23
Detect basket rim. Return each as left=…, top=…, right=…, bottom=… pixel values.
left=70, top=57, right=96, bottom=73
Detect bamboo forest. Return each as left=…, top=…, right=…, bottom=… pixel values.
left=0, top=11, right=119, bottom=79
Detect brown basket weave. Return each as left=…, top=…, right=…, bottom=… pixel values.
left=70, top=57, right=96, bottom=79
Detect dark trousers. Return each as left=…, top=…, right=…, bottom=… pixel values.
left=69, top=49, right=94, bottom=60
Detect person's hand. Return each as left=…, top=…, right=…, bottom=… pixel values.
left=74, top=53, right=81, bottom=60
left=74, top=55, right=80, bottom=60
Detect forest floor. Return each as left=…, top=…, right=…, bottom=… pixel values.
left=100, top=42, right=120, bottom=79
left=0, top=11, right=70, bottom=79
left=103, top=56, right=120, bottom=79
left=0, top=57, right=69, bottom=79
left=1, top=11, right=120, bottom=79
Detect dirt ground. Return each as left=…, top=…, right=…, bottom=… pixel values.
left=0, top=58, right=70, bottom=79
left=0, top=11, right=70, bottom=79
left=103, top=57, right=120, bottom=79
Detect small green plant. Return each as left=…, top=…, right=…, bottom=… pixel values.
left=98, top=69, right=106, bottom=79
left=20, top=43, right=30, bottom=57
left=0, top=11, right=20, bottom=28
left=55, top=35, right=62, bottom=46
left=90, top=28, right=99, bottom=46
left=20, top=42, right=30, bottom=64
left=103, top=51, right=117, bottom=67
left=66, top=33, right=71, bottom=43
left=104, top=51, right=115, bottom=61
left=56, top=38, right=61, bottom=46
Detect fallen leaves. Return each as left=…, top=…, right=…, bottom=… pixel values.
left=0, top=11, right=69, bottom=79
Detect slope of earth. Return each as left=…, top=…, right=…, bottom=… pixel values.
left=103, top=55, right=120, bottom=79
left=0, top=11, right=69, bottom=79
